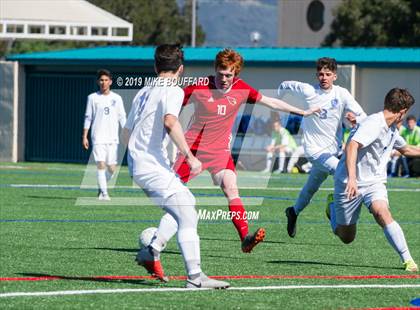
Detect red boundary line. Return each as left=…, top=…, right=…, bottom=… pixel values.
left=1, top=274, right=419, bottom=282
left=358, top=308, right=419, bottom=310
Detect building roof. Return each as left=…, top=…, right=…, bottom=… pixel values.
left=7, top=46, right=420, bottom=67
left=0, top=0, right=132, bottom=41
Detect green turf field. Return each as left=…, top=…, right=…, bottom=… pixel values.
left=0, top=162, right=419, bottom=309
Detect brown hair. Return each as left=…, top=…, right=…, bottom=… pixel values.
left=406, top=114, right=416, bottom=122
left=154, top=44, right=184, bottom=74
left=316, top=57, right=337, bottom=72
left=384, top=88, right=415, bottom=113
left=215, top=48, right=244, bottom=76
left=97, top=69, right=112, bottom=80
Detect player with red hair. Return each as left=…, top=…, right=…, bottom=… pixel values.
left=162, top=49, right=319, bottom=253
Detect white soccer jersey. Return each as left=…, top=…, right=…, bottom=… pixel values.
left=278, top=81, right=366, bottom=159
left=84, top=91, right=126, bottom=144
left=128, top=81, right=184, bottom=176
left=124, top=89, right=145, bottom=132
left=335, top=112, right=406, bottom=186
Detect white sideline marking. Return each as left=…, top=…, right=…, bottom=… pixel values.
left=1, top=284, right=420, bottom=298
left=8, top=184, right=420, bottom=192
left=75, top=197, right=264, bottom=206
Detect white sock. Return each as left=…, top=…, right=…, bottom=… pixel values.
left=163, top=191, right=202, bottom=276
left=178, top=228, right=201, bottom=276
left=390, top=157, right=397, bottom=174
left=383, top=221, right=412, bottom=262
left=150, top=213, right=178, bottom=252
left=278, top=151, right=286, bottom=172
left=287, top=155, right=298, bottom=173
left=97, top=169, right=107, bottom=194
left=266, top=153, right=273, bottom=170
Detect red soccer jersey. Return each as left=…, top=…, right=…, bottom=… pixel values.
left=183, top=76, right=262, bottom=152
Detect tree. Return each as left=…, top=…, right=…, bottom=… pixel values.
left=88, top=0, right=205, bottom=46
left=323, top=0, right=420, bottom=47
left=1, top=40, right=93, bottom=58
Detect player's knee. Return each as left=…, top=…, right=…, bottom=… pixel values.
left=174, top=190, right=196, bottom=205
left=178, top=191, right=198, bottom=226
left=173, top=190, right=197, bottom=212
left=371, top=205, right=393, bottom=227
left=184, top=190, right=196, bottom=207
left=223, top=187, right=239, bottom=200
left=108, top=165, right=116, bottom=174
left=97, top=162, right=106, bottom=169
left=166, top=190, right=196, bottom=208
left=164, top=191, right=198, bottom=226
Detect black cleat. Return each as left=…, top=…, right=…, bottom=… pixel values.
left=285, top=207, right=297, bottom=238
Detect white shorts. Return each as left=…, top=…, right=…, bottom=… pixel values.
left=309, top=152, right=340, bottom=174
left=92, top=143, right=118, bottom=165
left=133, top=164, right=189, bottom=206
left=334, top=181, right=389, bottom=226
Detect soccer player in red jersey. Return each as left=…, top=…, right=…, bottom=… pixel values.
left=171, top=49, right=319, bottom=253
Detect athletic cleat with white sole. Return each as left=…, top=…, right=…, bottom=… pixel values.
left=186, top=273, right=230, bottom=289
left=285, top=207, right=297, bottom=238
left=135, top=247, right=168, bottom=282
left=326, top=193, right=334, bottom=221
left=98, top=192, right=111, bottom=201
left=241, top=228, right=265, bottom=253
left=403, top=260, right=418, bottom=272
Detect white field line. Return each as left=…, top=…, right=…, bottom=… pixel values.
left=75, top=197, right=264, bottom=206
left=1, top=284, right=420, bottom=298
left=0, top=165, right=86, bottom=171
left=8, top=184, right=420, bottom=192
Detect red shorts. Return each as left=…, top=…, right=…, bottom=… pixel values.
left=173, top=149, right=236, bottom=183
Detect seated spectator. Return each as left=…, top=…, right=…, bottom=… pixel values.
left=389, top=120, right=410, bottom=177
left=401, top=115, right=420, bottom=146
left=285, top=144, right=312, bottom=173
left=262, top=120, right=297, bottom=173
left=400, top=115, right=420, bottom=177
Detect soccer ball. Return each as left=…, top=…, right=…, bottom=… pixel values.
left=139, top=227, right=157, bottom=248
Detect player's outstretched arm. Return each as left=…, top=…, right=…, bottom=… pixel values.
left=398, top=145, right=420, bottom=157
left=345, top=140, right=361, bottom=200
left=164, top=114, right=202, bottom=174
left=257, top=95, right=320, bottom=116
left=277, top=81, right=308, bottom=98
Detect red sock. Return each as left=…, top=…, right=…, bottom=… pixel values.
left=228, top=198, right=249, bottom=241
